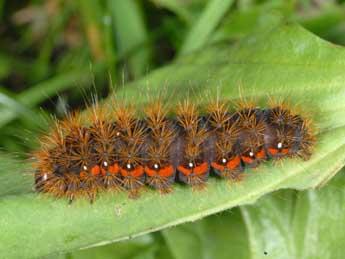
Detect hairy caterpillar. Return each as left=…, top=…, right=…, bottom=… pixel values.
left=33, top=97, right=315, bottom=203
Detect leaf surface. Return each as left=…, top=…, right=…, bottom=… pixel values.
left=240, top=170, right=345, bottom=259
left=1, top=24, right=345, bottom=258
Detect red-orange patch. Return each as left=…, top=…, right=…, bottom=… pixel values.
left=160, top=165, right=175, bottom=177
left=227, top=156, right=241, bottom=169
left=144, top=166, right=156, bottom=177
left=256, top=149, right=266, bottom=159
left=242, top=156, right=253, bottom=164
left=177, top=165, right=192, bottom=175
left=193, top=162, right=209, bottom=175
left=79, top=171, right=87, bottom=179
left=109, top=164, right=120, bottom=174
left=178, top=162, right=208, bottom=175
left=121, top=166, right=144, bottom=177
left=91, top=166, right=101, bottom=176
left=145, top=165, right=174, bottom=177
left=281, top=148, right=290, bottom=154
left=212, top=156, right=241, bottom=171
left=268, top=148, right=279, bottom=156
left=211, top=162, right=224, bottom=171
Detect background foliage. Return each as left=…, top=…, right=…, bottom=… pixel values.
left=1, top=0, right=345, bottom=258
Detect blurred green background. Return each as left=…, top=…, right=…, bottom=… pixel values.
left=1, top=0, right=345, bottom=154
left=1, top=0, right=345, bottom=258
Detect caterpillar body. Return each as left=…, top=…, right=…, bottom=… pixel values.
left=33, top=98, right=315, bottom=203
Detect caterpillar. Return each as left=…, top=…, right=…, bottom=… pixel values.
left=33, top=97, right=315, bottom=203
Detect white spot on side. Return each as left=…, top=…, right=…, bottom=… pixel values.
left=154, top=163, right=159, bottom=169
left=83, top=165, right=88, bottom=171
left=126, top=163, right=132, bottom=169
left=43, top=174, right=48, bottom=181
left=222, top=158, right=227, bottom=164
left=277, top=142, right=283, bottom=149
left=116, top=132, right=121, bottom=136
left=249, top=152, right=254, bottom=157
left=188, top=162, right=194, bottom=168
left=103, top=161, right=108, bottom=167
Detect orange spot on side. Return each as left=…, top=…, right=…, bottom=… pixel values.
left=159, top=165, right=174, bottom=177
left=281, top=148, right=290, bottom=154
left=256, top=149, right=266, bottom=159
left=120, top=168, right=128, bottom=177
left=131, top=166, right=144, bottom=177
left=211, top=162, right=224, bottom=171
left=121, top=166, right=144, bottom=178
left=178, top=166, right=192, bottom=175
left=227, top=156, right=241, bottom=169
left=109, top=164, right=119, bottom=175
left=193, top=162, right=209, bottom=175
left=268, top=148, right=279, bottom=156
left=144, top=166, right=156, bottom=177
left=145, top=165, right=174, bottom=177
left=242, top=156, right=253, bottom=164
left=91, top=166, right=101, bottom=176
left=79, top=171, right=87, bottom=179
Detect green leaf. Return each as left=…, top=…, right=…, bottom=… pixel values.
left=133, top=168, right=345, bottom=259
left=162, top=208, right=249, bottom=259
left=240, top=169, right=345, bottom=259
left=108, top=0, right=151, bottom=77
left=1, top=23, right=345, bottom=258
left=62, top=235, right=162, bottom=259
left=179, top=0, right=235, bottom=55
left=0, top=92, right=44, bottom=127
left=149, top=0, right=208, bottom=25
